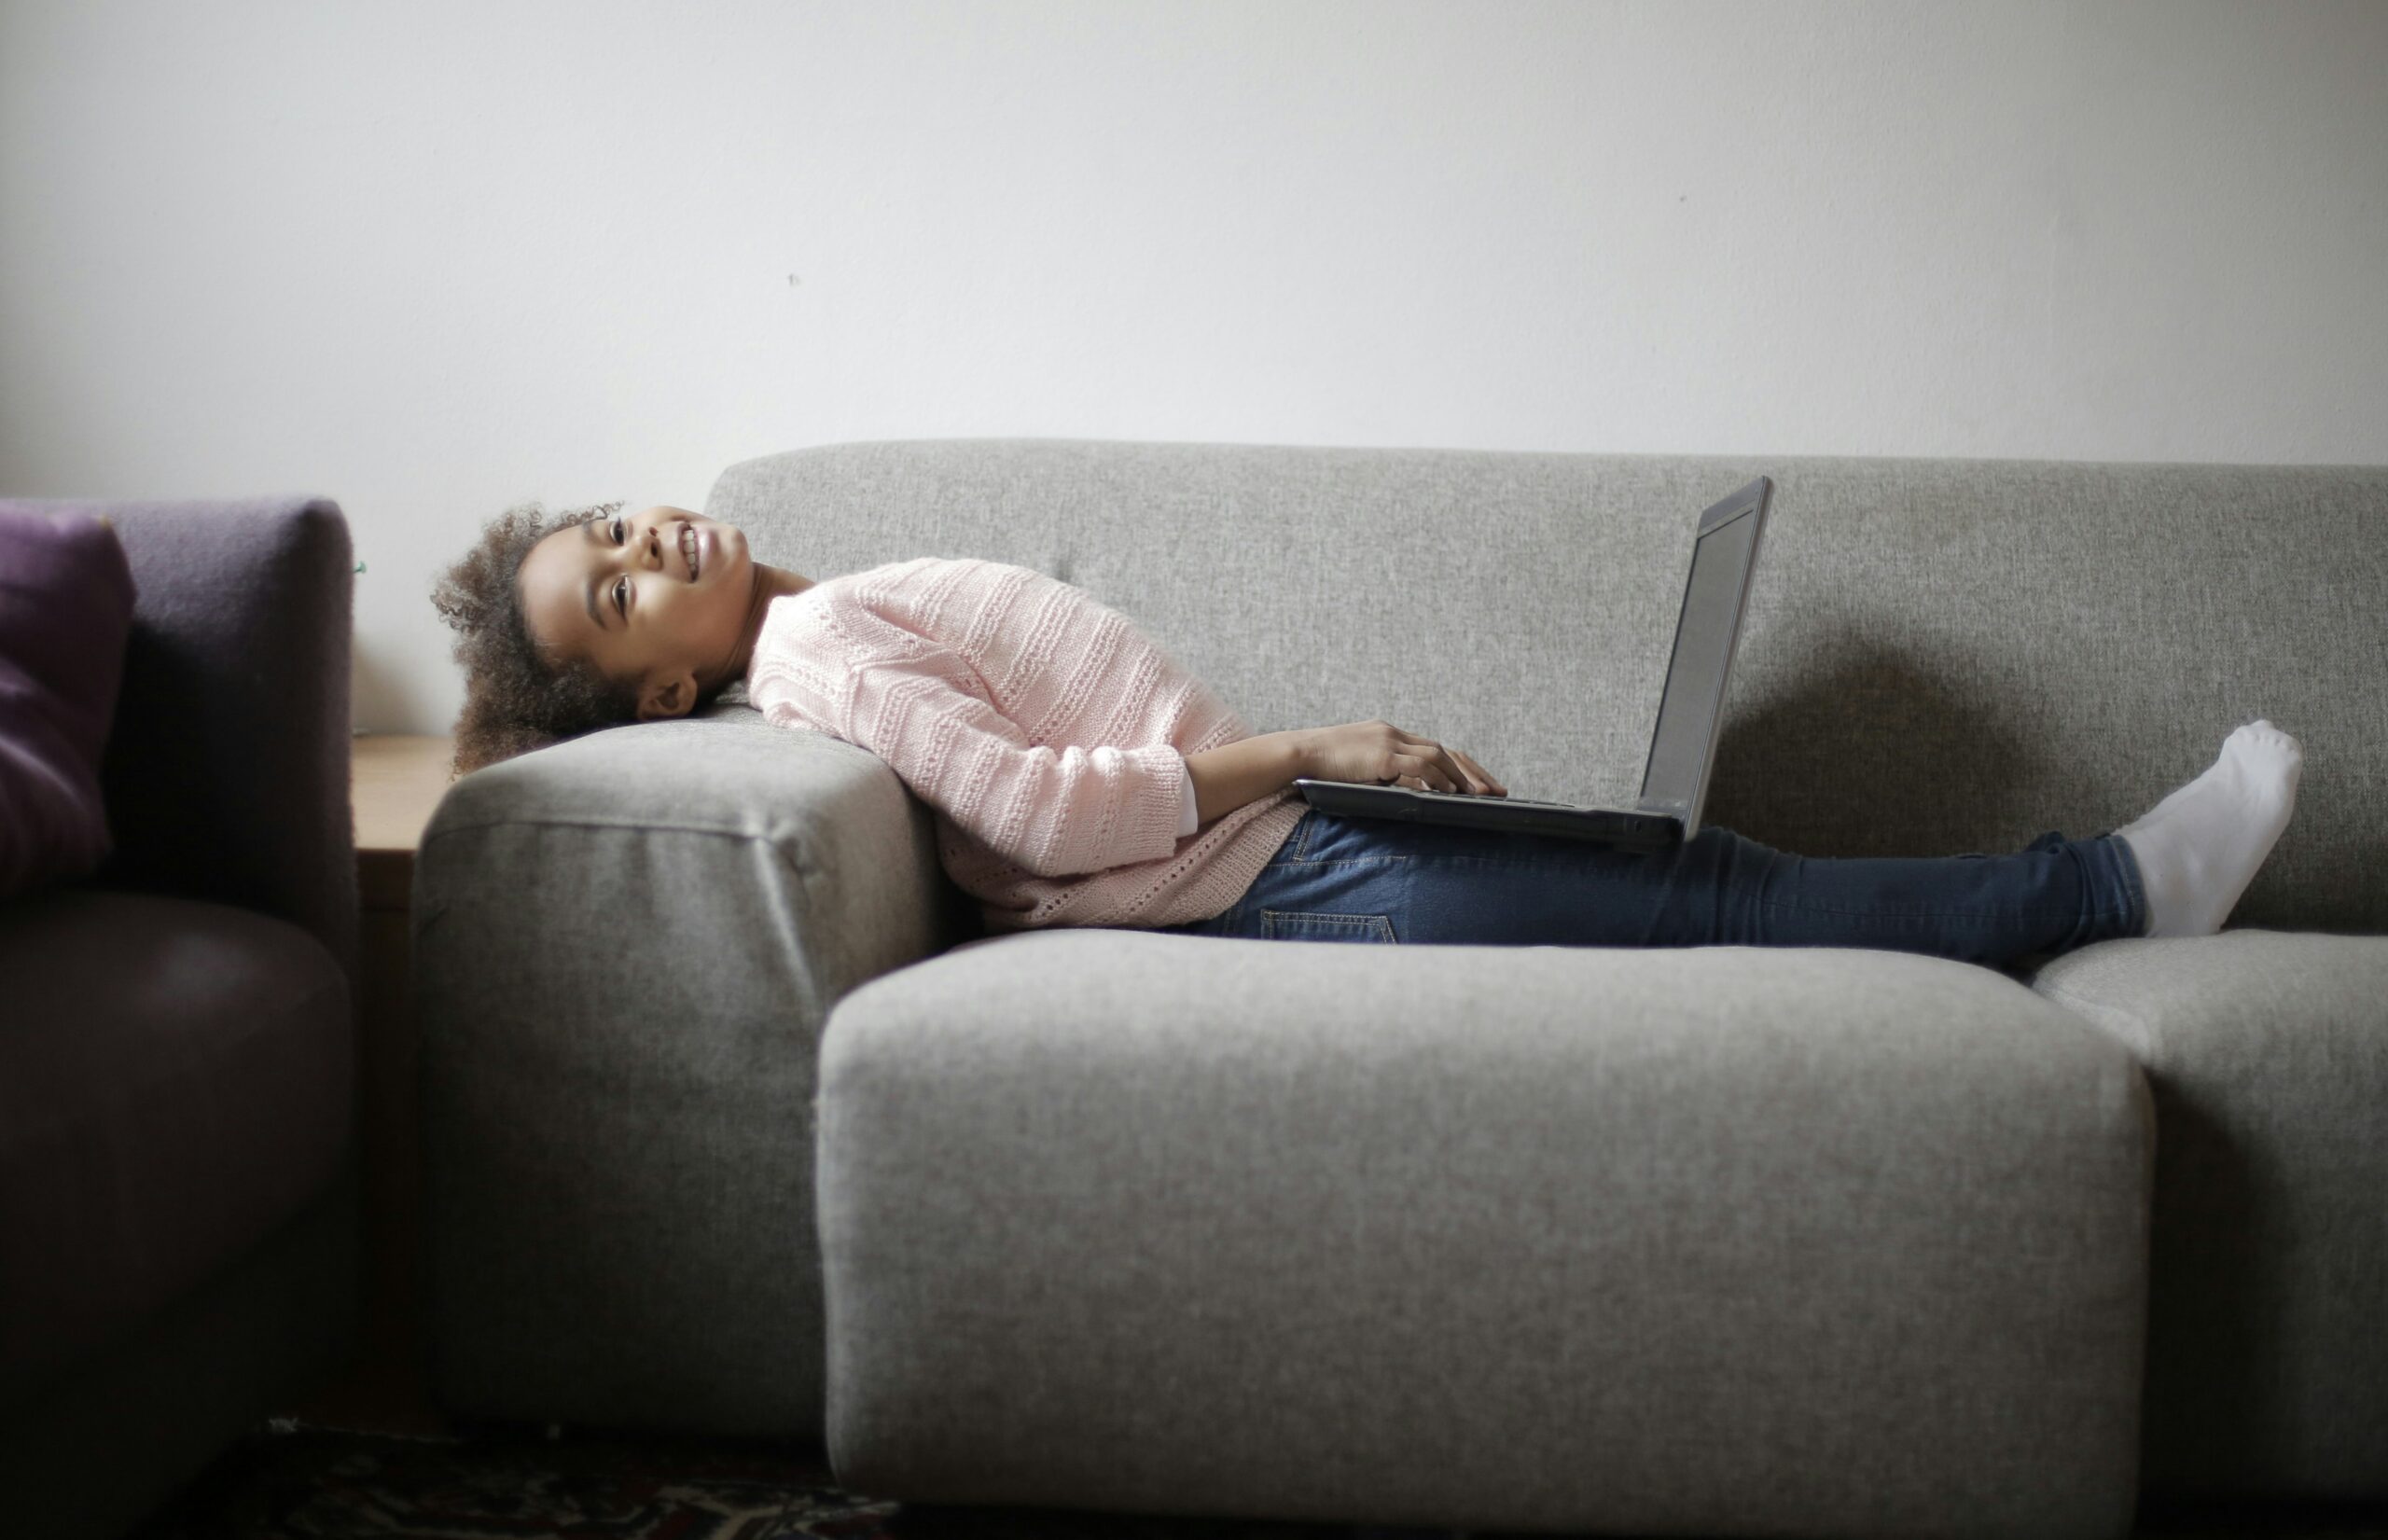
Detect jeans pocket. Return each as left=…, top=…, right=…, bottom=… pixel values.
left=1259, top=909, right=1399, bottom=944
left=1271, top=807, right=1322, bottom=863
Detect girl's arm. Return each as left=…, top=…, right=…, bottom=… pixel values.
left=1187, top=722, right=1506, bottom=825
left=1184, top=732, right=1308, bottom=826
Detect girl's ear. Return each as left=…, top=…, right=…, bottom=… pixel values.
left=637, top=669, right=699, bottom=721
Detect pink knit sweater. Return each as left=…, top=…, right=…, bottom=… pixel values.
left=744, top=556, right=1306, bottom=935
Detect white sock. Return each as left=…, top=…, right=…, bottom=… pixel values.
left=2117, top=719, right=2303, bottom=938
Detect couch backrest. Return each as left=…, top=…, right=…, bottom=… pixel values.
left=0, top=495, right=358, bottom=984
left=707, top=440, right=2387, bottom=935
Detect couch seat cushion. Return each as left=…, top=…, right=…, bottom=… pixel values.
left=2029, top=929, right=2388, bottom=1500
left=817, top=930, right=2154, bottom=1540
left=0, top=886, right=353, bottom=1398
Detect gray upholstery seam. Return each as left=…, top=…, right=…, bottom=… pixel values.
left=2034, top=978, right=2164, bottom=1061
left=421, top=817, right=824, bottom=881
left=414, top=818, right=859, bottom=1020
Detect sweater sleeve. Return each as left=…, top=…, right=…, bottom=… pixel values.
left=1178, top=755, right=1201, bottom=837
left=809, top=633, right=1195, bottom=881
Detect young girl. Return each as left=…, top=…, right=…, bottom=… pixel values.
left=435, top=499, right=2304, bottom=968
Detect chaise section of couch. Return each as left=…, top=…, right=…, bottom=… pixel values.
left=2028, top=930, right=2388, bottom=1499
left=414, top=440, right=2387, bottom=1531
left=817, top=932, right=2156, bottom=1539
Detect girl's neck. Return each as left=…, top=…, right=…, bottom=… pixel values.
left=726, top=562, right=816, bottom=682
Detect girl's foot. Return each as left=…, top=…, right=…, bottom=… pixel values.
left=2117, top=719, right=2302, bottom=937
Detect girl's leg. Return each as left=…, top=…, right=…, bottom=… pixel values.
left=1168, top=810, right=2147, bottom=971
left=1602, top=824, right=2150, bottom=966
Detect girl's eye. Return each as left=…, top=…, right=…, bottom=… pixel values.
left=605, top=516, right=626, bottom=614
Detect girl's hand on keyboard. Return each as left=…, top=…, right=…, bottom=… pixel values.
left=1294, top=720, right=1508, bottom=797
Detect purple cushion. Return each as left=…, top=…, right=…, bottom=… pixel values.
left=0, top=509, right=137, bottom=901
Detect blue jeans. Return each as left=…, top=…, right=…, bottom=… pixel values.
left=1154, top=808, right=2149, bottom=973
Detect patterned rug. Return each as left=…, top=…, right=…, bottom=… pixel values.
left=128, top=1417, right=2388, bottom=1540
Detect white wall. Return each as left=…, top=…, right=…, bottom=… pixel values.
left=3, top=0, right=2382, bottom=735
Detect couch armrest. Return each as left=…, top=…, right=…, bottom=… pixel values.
left=0, top=495, right=356, bottom=984
left=412, top=709, right=962, bottom=1433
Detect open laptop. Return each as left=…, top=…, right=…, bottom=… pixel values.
left=1291, top=475, right=1773, bottom=854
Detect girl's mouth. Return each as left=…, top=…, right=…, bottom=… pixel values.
left=680, top=524, right=702, bottom=581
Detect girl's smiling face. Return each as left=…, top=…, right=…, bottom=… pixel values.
left=518, top=503, right=780, bottom=721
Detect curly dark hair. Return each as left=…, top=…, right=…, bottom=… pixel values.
left=430, top=498, right=652, bottom=779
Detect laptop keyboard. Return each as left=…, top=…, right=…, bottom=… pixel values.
left=1415, top=790, right=1586, bottom=811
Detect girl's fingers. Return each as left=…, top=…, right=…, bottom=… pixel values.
left=1428, top=744, right=1472, bottom=790
left=1395, top=735, right=1470, bottom=792
left=1451, top=748, right=1506, bottom=796
left=1390, top=731, right=1503, bottom=795
left=1389, top=749, right=1458, bottom=793
left=1410, top=736, right=1493, bottom=795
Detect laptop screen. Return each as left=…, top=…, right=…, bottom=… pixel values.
left=1637, top=491, right=1765, bottom=826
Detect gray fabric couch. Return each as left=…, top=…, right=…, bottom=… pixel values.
left=415, top=441, right=2386, bottom=1538
left=0, top=496, right=360, bottom=1539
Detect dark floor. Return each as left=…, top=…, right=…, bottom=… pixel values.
left=124, top=1416, right=2388, bottom=1540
